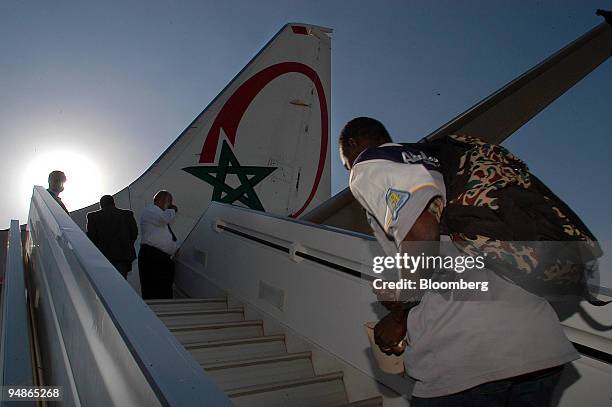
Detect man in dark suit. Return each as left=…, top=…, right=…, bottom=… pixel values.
left=87, top=195, right=138, bottom=278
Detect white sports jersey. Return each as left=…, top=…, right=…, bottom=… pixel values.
left=349, top=143, right=445, bottom=254
left=349, top=142, right=578, bottom=397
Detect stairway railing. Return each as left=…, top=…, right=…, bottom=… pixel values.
left=24, top=186, right=232, bottom=407
left=0, top=219, right=35, bottom=407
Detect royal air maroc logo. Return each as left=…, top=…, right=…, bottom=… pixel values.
left=182, top=61, right=329, bottom=217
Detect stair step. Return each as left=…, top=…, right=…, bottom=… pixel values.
left=185, top=335, right=287, bottom=365
left=229, top=371, right=348, bottom=407
left=145, top=297, right=227, bottom=304
left=157, top=307, right=244, bottom=326
left=146, top=297, right=228, bottom=313
left=203, top=352, right=314, bottom=391
left=157, top=296, right=382, bottom=406
left=337, top=396, right=384, bottom=407
left=169, top=320, right=263, bottom=345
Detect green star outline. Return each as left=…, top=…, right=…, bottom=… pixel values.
left=183, top=140, right=277, bottom=211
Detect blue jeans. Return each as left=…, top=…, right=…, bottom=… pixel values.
left=410, top=365, right=564, bottom=407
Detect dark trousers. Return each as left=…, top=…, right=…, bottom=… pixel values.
left=111, top=261, right=132, bottom=279
left=410, top=365, right=564, bottom=407
left=138, top=244, right=174, bottom=300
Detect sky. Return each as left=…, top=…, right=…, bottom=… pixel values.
left=1, top=0, right=610, bottom=246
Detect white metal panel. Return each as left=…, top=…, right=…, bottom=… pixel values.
left=560, top=299, right=612, bottom=353
left=555, top=356, right=612, bottom=407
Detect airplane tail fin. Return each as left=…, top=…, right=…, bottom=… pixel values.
left=72, top=23, right=332, bottom=238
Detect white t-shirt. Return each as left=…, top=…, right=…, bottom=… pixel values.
left=140, top=204, right=177, bottom=256
left=403, top=240, right=578, bottom=397
left=349, top=144, right=579, bottom=397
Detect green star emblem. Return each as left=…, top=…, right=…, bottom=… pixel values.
left=183, top=140, right=277, bottom=211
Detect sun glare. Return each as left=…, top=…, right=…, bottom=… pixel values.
left=21, top=150, right=105, bottom=213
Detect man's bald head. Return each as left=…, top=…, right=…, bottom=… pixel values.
left=153, top=190, right=173, bottom=209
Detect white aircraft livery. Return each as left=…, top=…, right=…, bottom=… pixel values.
left=70, top=23, right=332, bottom=238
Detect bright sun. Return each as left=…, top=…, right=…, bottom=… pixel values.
left=21, top=150, right=105, bottom=213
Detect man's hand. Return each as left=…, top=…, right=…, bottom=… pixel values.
left=374, top=309, right=408, bottom=356
left=371, top=200, right=439, bottom=357
left=373, top=286, right=397, bottom=303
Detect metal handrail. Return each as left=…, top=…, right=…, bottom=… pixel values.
left=26, top=187, right=233, bottom=406
left=0, top=220, right=35, bottom=406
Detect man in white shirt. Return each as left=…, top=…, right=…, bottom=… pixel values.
left=339, top=117, right=593, bottom=406
left=138, top=190, right=178, bottom=299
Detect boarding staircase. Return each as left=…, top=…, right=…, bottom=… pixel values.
left=4, top=187, right=611, bottom=406
left=3, top=187, right=394, bottom=406
left=146, top=297, right=383, bottom=407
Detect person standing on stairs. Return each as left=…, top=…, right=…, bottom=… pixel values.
left=47, top=170, right=69, bottom=213
left=138, top=190, right=179, bottom=299
left=86, top=195, right=139, bottom=279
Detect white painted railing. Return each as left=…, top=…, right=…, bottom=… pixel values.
left=0, top=219, right=35, bottom=407
left=25, top=186, right=232, bottom=407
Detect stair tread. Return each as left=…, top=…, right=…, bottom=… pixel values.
left=203, top=351, right=311, bottom=370
left=171, top=320, right=264, bottom=345
left=147, top=299, right=229, bottom=313
left=204, top=351, right=315, bottom=391
left=186, top=335, right=287, bottom=365
left=184, top=334, right=285, bottom=349
left=227, top=371, right=344, bottom=398
left=145, top=297, right=227, bottom=305
left=157, top=307, right=245, bottom=327
left=168, top=320, right=262, bottom=331
left=155, top=307, right=243, bottom=317
left=161, top=296, right=380, bottom=406
left=337, top=396, right=384, bottom=407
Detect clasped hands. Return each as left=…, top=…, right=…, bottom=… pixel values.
left=374, top=288, right=409, bottom=356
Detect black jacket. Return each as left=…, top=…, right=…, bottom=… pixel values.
left=86, top=207, right=138, bottom=263
left=47, top=189, right=69, bottom=213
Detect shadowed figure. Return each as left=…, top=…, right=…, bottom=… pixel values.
left=47, top=170, right=68, bottom=213
left=86, top=195, right=138, bottom=279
